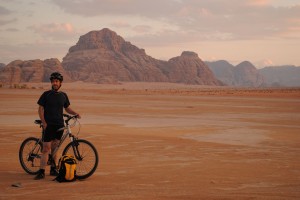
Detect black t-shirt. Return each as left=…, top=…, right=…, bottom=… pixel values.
left=37, top=90, right=70, bottom=125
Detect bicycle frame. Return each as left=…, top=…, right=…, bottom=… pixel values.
left=51, top=124, right=73, bottom=157
left=36, top=114, right=79, bottom=165
left=20, top=114, right=99, bottom=179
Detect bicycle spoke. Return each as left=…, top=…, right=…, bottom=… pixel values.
left=63, top=139, right=98, bottom=179
left=19, top=137, right=42, bottom=175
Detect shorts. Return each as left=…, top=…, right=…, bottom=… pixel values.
left=42, top=124, right=64, bottom=142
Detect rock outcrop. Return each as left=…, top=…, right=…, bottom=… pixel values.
left=206, top=60, right=265, bottom=87
left=0, top=58, right=71, bottom=83
left=205, top=60, right=235, bottom=85
left=62, top=28, right=169, bottom=83
left=234, top=61, right=264, bottom=87
left=162, top=52, right=223, bottom=85
left=62, top=28, right=222, bottom=85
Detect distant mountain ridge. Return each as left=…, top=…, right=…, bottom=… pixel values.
left=259, top=65, right=300, bottom=87
left=0, top=28, right=299, bottom=87
left=0, top=28, right=222, bottom=86
left=205, top=60, right=235, bottom=86
left=206, top=60, right=264, bottom=87
left=206, top=60, right=300, bottom=87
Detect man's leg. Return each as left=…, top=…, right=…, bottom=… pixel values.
left=50, top=139, right=60, bottom=175
left=51, top=139, right=60, bottom=166
left=41, top=142, right=51, bottom=168
left=34, top=142, right=51, bottom=179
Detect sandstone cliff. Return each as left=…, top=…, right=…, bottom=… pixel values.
left=62, top=28, right=222, bottom=85
left=62, top=28, right=169, bottom=83
left=163, top=52, right=223, bottom=85
left=0, top=58, right=71, bottom=83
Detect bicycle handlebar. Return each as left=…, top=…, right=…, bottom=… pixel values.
left=63, top=114, right=79, bottom=125
left=34, top=114, right=79, bottom=127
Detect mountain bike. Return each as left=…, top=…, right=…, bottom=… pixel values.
left=19, top=114, right=99, bottom=179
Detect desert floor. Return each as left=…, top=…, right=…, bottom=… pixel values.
left=0, top=82, right=300, bottom=200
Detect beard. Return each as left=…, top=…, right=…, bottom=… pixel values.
left=52, top=84, right=61, bottom=91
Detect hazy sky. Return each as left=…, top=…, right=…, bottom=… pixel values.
left=0, top=0, right=300, bottom=68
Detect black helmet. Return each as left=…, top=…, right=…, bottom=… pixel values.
left=50, top=72, right=63, bottom=82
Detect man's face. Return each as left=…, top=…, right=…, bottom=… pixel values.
left=51, top=79, right=61, bottom=91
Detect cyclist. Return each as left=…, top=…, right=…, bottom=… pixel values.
left=34, top=72, right=81, bottom=180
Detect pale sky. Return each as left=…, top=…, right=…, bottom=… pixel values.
left=0, top=0, right=300, bottom=68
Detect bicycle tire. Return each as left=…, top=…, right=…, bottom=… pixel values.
left=62, top=139, right=99, bottom=179
left=19, top=137, right=42, bottom=175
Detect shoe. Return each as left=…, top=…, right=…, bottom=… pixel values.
left=50, top=167, right=59, bottom=176
left=34, top=170, right=45, bottom=180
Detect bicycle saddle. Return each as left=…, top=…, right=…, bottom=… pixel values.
left=34, top=120, right=42, bottom=125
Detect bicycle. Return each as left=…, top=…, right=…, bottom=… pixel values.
left=19, top=114, right=99, bottom=179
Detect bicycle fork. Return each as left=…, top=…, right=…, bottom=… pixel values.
left=70, top=137, right=83, bottom=161
left=29, top=140, right=42, bottom=164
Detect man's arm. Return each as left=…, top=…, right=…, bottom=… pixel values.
left=65, top=106, right=81, bottom=119
left=38, top=105, right=47, bottom=128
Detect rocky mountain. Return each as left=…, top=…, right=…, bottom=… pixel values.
left=0, top=58, right=71, bottom=83
left=205, top=60, right=235, bottom=85
left=234, top=61, right=264, bottom=87
left=62, top=28, right=169, bottom=83
left=206, top=60, right=265, bottom=87
left=259, top=65, right=300, bottom=87
left=0, top=63, right=5, bottom=68
left=3, top=28, right=298, bottom=87
left=62, top=28, right=222, bottom=85
left=163, top=51, right=223, bottom=85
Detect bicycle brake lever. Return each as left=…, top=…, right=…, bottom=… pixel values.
left=63, top=114, right=70, bottom=118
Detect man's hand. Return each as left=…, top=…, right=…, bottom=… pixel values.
left=65, top=106, right=81, bottom=119
left=76, top=114, right=81, bottom=119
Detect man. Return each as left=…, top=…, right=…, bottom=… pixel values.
left=34, top=72, right=81, bottom=180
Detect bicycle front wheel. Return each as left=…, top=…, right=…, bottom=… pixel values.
left=19, top=137, right=42, bottom=175
left=63, top=139, right=99, bottom=179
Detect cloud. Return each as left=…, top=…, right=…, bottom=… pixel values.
left=5, top=28, right=19, bottom=32
left=28, top=22, right=77, bottom=41
left=253, top=58, right=274, bottom=68
left=0, top=18, right=17, bottom=26
left=52, top=0, right=300, bottom=41
left=263, top=58, right=274, bottom=65
left=132, top=25, right=152, bottom=34
left=127, top=29, right=234, bottom=48
left=0, top=5, right=17, bottom=26
left=52, top=0, right=181, bottom=18
left=246, top=0, right=271, bottom=7
left=278, top=26, right=300, bottom=39
left=110, top=21, right=131, bottom=28
left=0, top=6, right=12, bottom=15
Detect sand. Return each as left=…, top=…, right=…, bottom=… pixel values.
left=0, top=82, right=300, bottom=199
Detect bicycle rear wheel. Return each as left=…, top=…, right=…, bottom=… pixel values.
left=19, top=137, right=42, bottom=175
left=63, top=139, right=99, bottom=179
